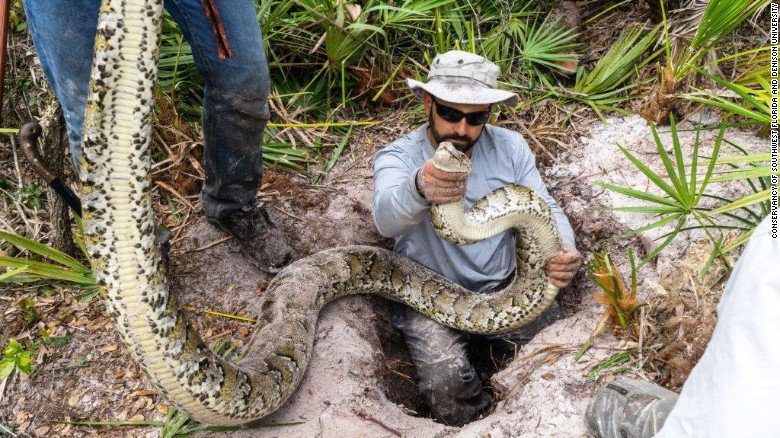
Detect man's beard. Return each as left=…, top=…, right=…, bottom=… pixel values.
left=428, top=109, right=480, bottom=152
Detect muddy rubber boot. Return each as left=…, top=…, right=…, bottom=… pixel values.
left=417, top=356, right=491, bottom=426
left=585, top=379, right=678, bottom=438
left=208, top=204, right=295, bottom=273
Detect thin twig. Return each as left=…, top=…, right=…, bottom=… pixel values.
left=183, top=305, right=256, bottom=323
left=273, top=206, right=304, bottom=221
left=516, top=122, right=558, bottom=164
left=638, top=306, right=646, bottom=360
left=186, top=236, right=232, bottom=253
left=7, top=136, right=31, bottom=229
left=504, top=345, right=573, bottom=400
left=388, top=369, right=413, bottom=380
left=558, top=170, right=607, bottom=186
left=352, top=409, right=403, bottom=437
left=170, top=209, right=194, bottom=244
left=154, top=180, right=196, bottom=211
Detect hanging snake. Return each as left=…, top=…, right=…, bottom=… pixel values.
left=77, top=0, right=562, bottom=425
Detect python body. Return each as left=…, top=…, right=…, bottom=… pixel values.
left=80, top=0, right=562, bottom=425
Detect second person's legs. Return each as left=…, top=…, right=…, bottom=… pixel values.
left=165, top=0, right=293, bottom=270
left=22, top=0, right=99, bottom=170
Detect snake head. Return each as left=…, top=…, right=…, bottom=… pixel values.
left=432, top=141, right=472, bottom=174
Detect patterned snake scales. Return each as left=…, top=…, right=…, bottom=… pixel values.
left=81, top=0, right=562, bottom=425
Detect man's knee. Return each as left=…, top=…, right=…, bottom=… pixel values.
left=209, top=58, right=270, bottom=108
left=391, top=304, right=469, bottom=364
left=417, top=356, right=481, bottom=399
left=391, top=306, right=490, bottom=425
left=417, top=357, right=490, bottom=426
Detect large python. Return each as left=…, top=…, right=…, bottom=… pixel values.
left=80, top=0, right=562, bottom=426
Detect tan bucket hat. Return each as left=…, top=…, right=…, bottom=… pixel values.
left=407, top=50, right=519, bottom=106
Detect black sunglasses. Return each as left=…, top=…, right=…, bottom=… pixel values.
left=432, top=98, right=491, bottom=126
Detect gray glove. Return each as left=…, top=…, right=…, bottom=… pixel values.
left=414, top=160, right=468, bottom=204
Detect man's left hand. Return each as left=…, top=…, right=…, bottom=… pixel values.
left=545, top=244, right=583, bottom=289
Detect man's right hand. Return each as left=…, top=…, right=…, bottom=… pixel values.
left=415, top=159, right=469, bottom=204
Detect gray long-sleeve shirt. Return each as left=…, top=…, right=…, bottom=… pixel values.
left=372, top=123, right=575, bottom=292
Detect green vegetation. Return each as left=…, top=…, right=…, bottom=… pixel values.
left=147, top=0, right=772, bottom=187
left=576, top=247, right=641, bottom=360
left=0, top=339, right=33, bottom=379
left=596, top=117, right=726, bottom=266
left=587, top=248, right=640, bottom=330
left=0, top=0, right=773, bottom=430
left=641, top=0, right=770, bottom=123
left=0, top=229, right=98, bottom=297
left=568, top=24, right=661, bottom=116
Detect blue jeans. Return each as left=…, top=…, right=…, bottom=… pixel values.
left=23, top=0, right=270, bottom=219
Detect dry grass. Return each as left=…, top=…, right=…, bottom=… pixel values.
left=640, top=241, right=729, bottom=390
left=502, top=99, right=592, bottom=166
left=498, top=345, right=576, bottom=399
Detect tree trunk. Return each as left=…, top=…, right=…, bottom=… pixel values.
left=42, top=108, right=78, bottom=257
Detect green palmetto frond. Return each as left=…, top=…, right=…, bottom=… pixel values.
left=0, top=230, right=98, bottom=296
left=481, top=17, right=528, bottom=73
left=574, top=24, right=660, bottom=95
left=262, top=0, right=325, bottom=68
left=262, top=141, right=312, bottom=171
left=596, top=117, right=771, bottom=268
left=156, top=14, right=201, bottom=120
left=705, top=140, right=774, bottom=252
left=594, top=117, right=724, bottom=266
left=518, top=14, right=579, bottom=73
left=664, top=0, right=769, bottom=79
left=371, top=0, right=460, bottom=30
left=566, top=23, right=661, bottom=116
left=732, top=50, right=771, bottom=87
left=680, top=65, right=771, bottom=126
